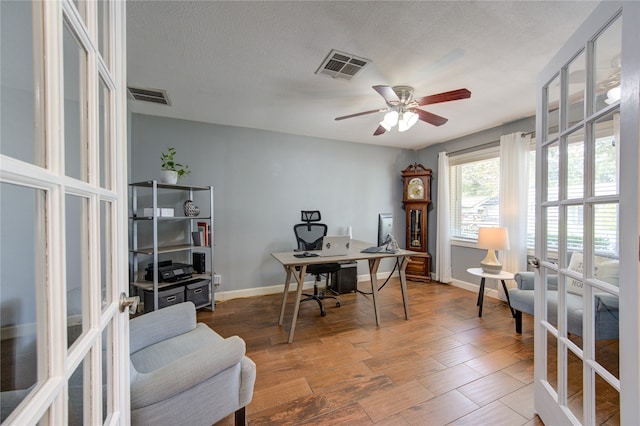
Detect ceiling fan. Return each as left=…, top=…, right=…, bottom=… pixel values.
left=335, top=85, right=471, bottom=136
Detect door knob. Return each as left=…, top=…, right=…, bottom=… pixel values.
left=119, top=293, right=140, bottom=314
left=529, top=257, right=540, bottom=269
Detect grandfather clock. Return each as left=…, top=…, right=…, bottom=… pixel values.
left=401, top=163, right=431, bottom=282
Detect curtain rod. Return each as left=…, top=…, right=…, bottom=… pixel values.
left=447, top=130, right=536, bottom=157
left=447, top=140, right=499, bottom=157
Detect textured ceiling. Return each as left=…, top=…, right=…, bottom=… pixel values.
left=126, top=1, right=599, bottom=150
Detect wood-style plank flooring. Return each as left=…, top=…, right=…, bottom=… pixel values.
left=197, top=278, right=617, bottom=425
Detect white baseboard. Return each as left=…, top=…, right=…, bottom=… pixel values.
left=449, top=278, right=505, bottom=301
left=214, top=271, right=400, bottom=302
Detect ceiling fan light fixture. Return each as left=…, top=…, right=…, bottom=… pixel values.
left=398, top=110, right=418, bottom=132
left=605, top=86, right=621, bottom=104
left=382, top=110, right=399, bottom=127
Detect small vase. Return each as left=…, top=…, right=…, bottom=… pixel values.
left=160, top=170, right=178, bottom=184
left=183, top=200, right=200, bottom=217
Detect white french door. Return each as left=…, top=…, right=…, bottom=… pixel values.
left=0, top=0, right=129, bottom=424
left=535, top=1, right=640, bottom=425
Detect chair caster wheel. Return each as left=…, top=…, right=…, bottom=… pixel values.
left=336, top=301, right=341, bottom=307
left=321, top=311, right=327, bottom=317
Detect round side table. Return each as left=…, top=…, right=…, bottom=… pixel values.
left=466, top=268, right=515, bottom=318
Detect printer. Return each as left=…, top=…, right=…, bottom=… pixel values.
left=144, top=260, right=194, bottom=282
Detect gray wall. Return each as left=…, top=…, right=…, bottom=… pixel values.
left=129, top=114, right=415, bottom=292
left=417, top=116, right=536, bottom=284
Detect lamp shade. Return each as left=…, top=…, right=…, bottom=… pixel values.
left=477, top=227, right=510, bottom=250
left=477, top=227, right=509, bottom=274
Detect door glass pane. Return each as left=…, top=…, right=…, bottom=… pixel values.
left=99, top=77, right=111, bottom=189
left=68, top=358, right=85, bottom=426
left=567, top=348, right=584, bottom=424
left=0, top=0, right=43, bottom=166
left=594, top=288, right=619, bottom=375
left=66, top=194, right=89, bottom=348
left=97, top=0, right=109, bottom=66
left=100, top=200, right=112, bottom=309
left=546, top=331, right=558, bottom=392
left=567, top=130, right=585, bottom=200
left=594, top=114, right=619, bottom=197
left=0, top=183, right=46, bottom=420
left=594, top=16, right=621, bottom=113
left=63, top=22, right=88, bottom=182
left=594, top=203, right=618, bottom=257
left=546, top=142, right=559, bottom=202
left=595, top=373, right=620, bottom=425
left=544, top=273, right=560, bottom=330
left=567, top=50, right=585, bottom=122
left=566, top=205, right=584, bottom=256
left=102, top=323, right=112, bottom=423
left=544, top=206, right=559, bottom=255
left=546, top=74, right=560, bottom=137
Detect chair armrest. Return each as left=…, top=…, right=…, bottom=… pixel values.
left=130, top=302, right=197, bottom=354
left=130, top=335, right=247, bottom=409
left=514, top=272, right=558, bottom=291
left=514, top=272, right=535, bottom=290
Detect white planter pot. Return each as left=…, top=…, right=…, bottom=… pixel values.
left=160, top=170, right=178, bottom=184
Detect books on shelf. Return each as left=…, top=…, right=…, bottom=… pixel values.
left=197, top=221, right=210, bottom=246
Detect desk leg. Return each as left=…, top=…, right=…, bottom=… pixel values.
left=501, top=279, right=516, bottom=318
left=477, top=277, right=486, bottom=317
left=398, top=255, right=410, bottom=320
left=278, top=267, right=293, bottom=326
left=368, top=258, right=382, bottom=326
left=288, top=264, right=307, bottom=344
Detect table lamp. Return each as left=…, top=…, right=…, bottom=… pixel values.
left=477, top=227, right=510, bottom=274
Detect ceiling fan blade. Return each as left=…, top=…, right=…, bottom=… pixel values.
left=373, top=125, right=387, bottom=136
left=373, top=85, right=400, bottom=103
left=335, top=108, right=383, bottom=121
left=413, top=108, right=448, bottom=126
left=415, top=88, right=471, bottom=106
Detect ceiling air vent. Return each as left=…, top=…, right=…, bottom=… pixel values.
left=315, top=49, right=370, bottom=81
left=127, top=86, right=170, bottom=105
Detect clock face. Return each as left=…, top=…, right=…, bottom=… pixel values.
left=407, top=177, right=425, bottom=200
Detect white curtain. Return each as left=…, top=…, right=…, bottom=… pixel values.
left=435, top=151, right=452, bottom=283
left=499, top=132, right=531, bottom=282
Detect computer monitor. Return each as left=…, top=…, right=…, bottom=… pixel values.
left=377, top=213, right=393, bottom=246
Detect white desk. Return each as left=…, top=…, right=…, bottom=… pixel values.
left=467, top=267, right=515, bottom=318
left=272, top=240, right=417, bottom=343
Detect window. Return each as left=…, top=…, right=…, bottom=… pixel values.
left=451, top=119, right=618, bottom=257
left=449, top=146, right=500, bottom=241
left=449, top=142, right=537, bottom=246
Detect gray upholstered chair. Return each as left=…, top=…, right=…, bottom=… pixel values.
left=129, top=302, right=256, bottom=426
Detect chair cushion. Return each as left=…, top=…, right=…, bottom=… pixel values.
left=131, top=323, right=223, bottom=374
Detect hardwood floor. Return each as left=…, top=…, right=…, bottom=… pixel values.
left=197, top=278, right=615, bottom=425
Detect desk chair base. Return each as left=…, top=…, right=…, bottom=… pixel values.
left=301, top=275, right=341, bottom=317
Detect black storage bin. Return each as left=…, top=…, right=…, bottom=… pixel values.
left=185, top=279, right=211, bottom=308
left=143, top=285, right=185, bottom=313
left=329, top=261, right=357, bottom=294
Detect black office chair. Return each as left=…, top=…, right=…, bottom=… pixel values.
left=293, top=211, right=341, bottom=317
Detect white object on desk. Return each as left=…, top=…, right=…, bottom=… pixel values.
left=467, top=267, right=515, bottom=318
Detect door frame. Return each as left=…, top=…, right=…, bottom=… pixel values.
left=534, top=1, right=640, bottom=424
left=0, top=0, right=129, bottom=424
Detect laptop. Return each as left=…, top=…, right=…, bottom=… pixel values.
left=319, top=235, right=351, bottom=256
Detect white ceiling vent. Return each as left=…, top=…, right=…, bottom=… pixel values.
left=315, top=49, right=370, bottom=81
left=127, top=86, right=170, bottom=105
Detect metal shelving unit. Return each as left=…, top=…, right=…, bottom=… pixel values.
left=129, top=180, right=214, bottom=312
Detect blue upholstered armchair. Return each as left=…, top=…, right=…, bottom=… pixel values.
left=129, top=302, right=256, bottom=426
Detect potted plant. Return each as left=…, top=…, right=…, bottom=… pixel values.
left=160, top=147, right=190, bottom=184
